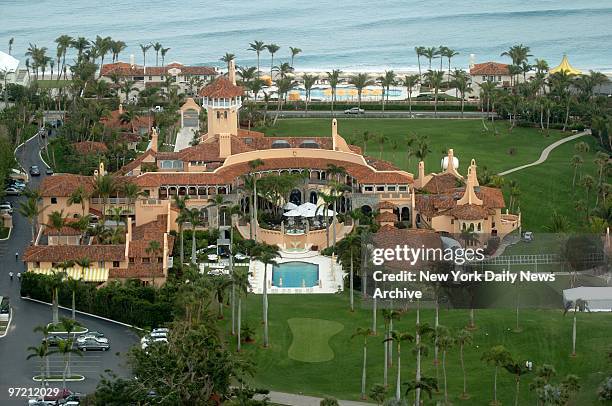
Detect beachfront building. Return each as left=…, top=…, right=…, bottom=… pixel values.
left=99, top=61, right=218, bottom=98
left=469, top=61, right=512, bottom=97
left=24, top=61, right=519, bottom=285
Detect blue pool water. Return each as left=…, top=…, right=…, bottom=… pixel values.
left=272, top=261, right=319, bottom=288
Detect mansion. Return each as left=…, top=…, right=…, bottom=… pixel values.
left=24, top=61, right=520, bottom=285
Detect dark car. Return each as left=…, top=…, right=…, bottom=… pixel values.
left=42, top=334, right=65, bottom=347
left=46, top=167, right=54, bottom=175
left=29, top=165, right=41, bottom=176
left=77, top=338, right=110, bottom=351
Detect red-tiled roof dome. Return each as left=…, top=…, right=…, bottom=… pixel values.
left=199, top=76, right=243, bottom=98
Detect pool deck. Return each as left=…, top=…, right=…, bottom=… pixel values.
left=249, top=250, right=345, bottom=294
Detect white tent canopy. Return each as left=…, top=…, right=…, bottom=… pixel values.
left=283, top=209, right=301, bottom=217
left=0, top=51, right=19, bottom=73
left=283, top=202, right=298, bottom=210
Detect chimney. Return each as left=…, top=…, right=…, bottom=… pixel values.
left=445, top=148, right=462, bottom=178
left=229, top=59, right=236, bottom=85
left=118, top=103, right=123, bottom=114
left=150, top=128, right=158, bottom=152
left=126, top=216, right=132, bottom=241
left=418, top=161, right=425, bottom=181
left=219, top=133, right=232, bottom=158
left=332, top=119, right=338, bottom=150
left=457, top=159, right=483, bottom=206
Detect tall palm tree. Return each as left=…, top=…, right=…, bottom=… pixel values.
left=570, top=155, right=583, bottom=187
left=49, top=337, right=82, bottom=388
left=48, top=270, right=67, bottom=324
left=54, top=35, right=72, bottom=80
left=402, top=74, right=419, bottom=116
left=452, top=69, right=471, bottom=117
left=220, top=52, right=235, bottom=72
left=173, top=195, right=190, bottom=265
left=139, top=43, right=152, bottom=72
left=70, top=37, right=90, bottom=61
left=349, top=73, right=374, bottom=108
left=424, top=70, right=444, bottom=118
left=92, top=174, right=115, bottom=222
left=381, top=309, right=401, bottom=387
left=248, top=40, right=266, bottom=78
left=249, top=159, right=265, bottom=240
left=302, top=74, right=318, bottom=114
left=65, top=268, right=85, bottom=320
left=273, top=76, right=295, bottom=124
left=481, top=345, right=512, bottom=406
left=266, top=44, right=280, bottom=78
left=437, top=328, right=453, bottom=404
left=384, top=330, right=415, bottom=401
left=27, top=344, right=50, bottom=388
left=233, top=267, right=251, bottom=352
left=414, top=46, right=426, bottom=78
left=455, top=328, right=473, bottom=399
left=160, top=47, right=170, bottom=67
left=404, top=377, right=439, bottom=403
left=110, top=40, right=127, bottom=63
left=440, top=47, right=459, bottom=83
left=120, top=79, right=138, bottom=104
left=289, top=46, right=302, bottom=67
left=414, top=322, right=435, bottom=405
left=422, top=47, right=439, bottom=71
left=152, top=42, right=162, bottom=66
left=185, top=208, right=202, bottom=264
left=326, top=69, right=341, bottom=114
left=336, top=232, right=361, bottom=312
left=67, top=186, right=88, bottom=217
left=18, top=196, right=42, bottom=242
left=8, top=37, right=14, bottom=55
left=564, top=298, right=588, bottom=357
left=93, top=35, right=112, bottom=77
left=352, top=327, right=373, bottom=399
left=253, top=243, right=280, bottom=348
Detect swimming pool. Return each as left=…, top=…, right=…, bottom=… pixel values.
left=272, top=261, right=319, bottom=288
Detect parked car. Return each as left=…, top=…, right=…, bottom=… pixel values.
left=77, top=332, right=108, bottom=344
left=0, top=201, right=13, bottom=214
left=77, top=338, right=110, bottom=351
left=42, top=334, right=65, bottom=347
left=344, top=107, right=365, bottom=115
left=46, top=167, right=54, bottom=175
left=4, top=186, right=22, bottom=195
left=7, top=179, right=26, bottom=189
left=28, top=389, right=80, bottom=405
left=141, top=336, right=168, bottom=350
left=29, top=165, right=41, bottom=176
left=523, top=231, right=534, bottom=242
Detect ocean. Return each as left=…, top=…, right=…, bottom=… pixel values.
left=2, top=0, right=611, bottom=72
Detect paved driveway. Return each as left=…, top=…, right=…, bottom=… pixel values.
left=0, top=133, right=137, bottom=405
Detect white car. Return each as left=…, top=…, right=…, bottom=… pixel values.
left=523, top=231, right=534, bottom=242
left=141, top=336, right=168, bottom=350
left=0, top=202, right=13, bottom=214
left=344, top=107, right=365, bottom=115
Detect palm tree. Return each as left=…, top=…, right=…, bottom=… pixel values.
left=93, top=35, right=111, bottom=77
left=424, top=70, right=444, bottom=117
left=173, top=195, right=189, bottom=265
left=54, top=35, right=72, bottom=80
left=503, top=359, right=531, bottom=406
left=451, top=69, right=471, bottom=118
left=414, top=46, right=426, bottom=78
left=110, top=40, right=127, bottom=63
left=70, top=37, right=90, bottom=61
left=441, top=47, right=459, bottom=82
left=139, top=43, right=152, bottom=71
left=582, top=175, right=595, bottom=216
left=210, top=194, right=230, bottom=229
left=404, top=376, right=439, bottom=403
left=273, top=76, right=295, bottom=125
left=402, top=74, right=419, bottom=116
left=49, top=337, right=81, bottom=388
left=18, top=196, right=42, bottom=242
left=564, top=298, right=588, bottom=357
left=93, top=174, right=115, bottom=222
left=27, top=344, right=50, bottom=388
left=455, top=329, right=473, bottom=399
left=120, top=79, right=138, bottom=104
left=211, top=275, right=232, bottom=319
left=8, top=37, right=14, bottom=55
left=273, top=62, right=294, bottom=79
left=481, top=345, right=512, bottom=405
left=266, top=44, right=280, bottom=78
left=381, top=309, right=401, bottom=387
left=384, top=330, right=415, bottom=401
left=378, top=70, right=396, bottom=111
left=184, top=208, right=202, bottom=264
left=249, top=159, right=264, bottom=240
left=67, top=186, right=88, bottom=217
left=352, top=327, right=373, bottom=399
left=248, top=41, right=266, bottom=78
left=336, top=232, right=361, bottom=312
left=326, top=69, right=341, bottom=114
left=414, top=322, right=435, bottom=406
left=253, top=243, right=280, bottom=348
left=302, top=74, right=318, bottom=114
left=220, top=52, right=235, bottom=72
left=437, top=328, right=454, bottom=404
left=349, top=73, right=374, bottom=108
left=48, top=269, right=66, bottom=324
left=160, top=47, right=171, bottom=66
left=233, top=267, right=251, bottom=351
left=65, top=269, right=85, bottom=320
left=570, top=155, right=583, bottom=187
left=152, top=42, right=162, bottom=66
left=422, top=47, right=438, bottom=71
left=289, top=46, right=302, bottom=67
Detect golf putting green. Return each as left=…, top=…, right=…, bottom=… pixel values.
left=287, top=318, right=344, bottom=363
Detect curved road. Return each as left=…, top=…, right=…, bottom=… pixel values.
left=0, top=133, right=137, bottom=405
left=497, top=130, right=588, bottom=176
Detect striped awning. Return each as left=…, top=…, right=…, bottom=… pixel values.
left=29, top=268, right=109, bottom=282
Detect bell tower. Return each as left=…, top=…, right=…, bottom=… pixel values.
left=200, top=59, right=243, bottom=138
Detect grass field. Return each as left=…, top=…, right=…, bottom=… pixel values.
left=223, top=292, right=611, bottom=405
left=36, top=79, right=72, bottom=89
left=256, top=119, right=604, bottom=231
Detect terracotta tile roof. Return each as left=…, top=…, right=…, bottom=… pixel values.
left=421, top=173, right=462, bottom=194
left=73, top=141, right=108, bottom=155
left=376, top=211, right=398, bottom=223
left=43, top=222, right=82, bottom=236
left=100, top=62, right=216, bottom=77
left=378, top=201, right=397, bottom=209
left=23, top=244, right=125, bottom=263
left=415, top=185, right=505, bottom=219
left=117, top=150, right=157, bottom=175
left=366, top=157, right=401, bottom=171
left=134, top=172, right=230, bottom=187
left=179, top=135, right=254, bottom=162
left=39, top=174, right=95, bottom=197
left=110, top=263, right=165, bottom=279
left=470, top=62, right=510, bottom=76
left=372, top=227, right=443, bottom=269
left=199, top=76, right=243, bottom=98
left=447, top=204, right=490, bottom=220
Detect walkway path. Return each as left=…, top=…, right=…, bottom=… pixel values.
left=174, top=126, right=198, bottom=152
left=497, top=130, right=588, bottom=176
left=263, top=391, right=372, bottom=406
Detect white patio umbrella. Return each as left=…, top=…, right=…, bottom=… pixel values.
left=283, top=202, right=298, bottom=210
left=299, top=202, right=317, bottom=211
left=283, top=209, right=301, bottom=217
left=315, top=207, right=335, bottom=217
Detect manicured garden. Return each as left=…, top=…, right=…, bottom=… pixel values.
left=223, top=292, right=611, bottom=405
left=256, top=119, right=604, bottom=231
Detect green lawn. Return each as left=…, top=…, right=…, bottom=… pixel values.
left=223, top=292, right=611, bottom=405
left=256, top=119, right=604, bottom=231
left=36, top=79, right=72, bottom=89
left=287, top=318, right=344, bottom=362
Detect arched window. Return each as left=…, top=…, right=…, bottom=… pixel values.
left=216, top=111, right=220, bottom=119
left=224, top=111, right=228, bottom=119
